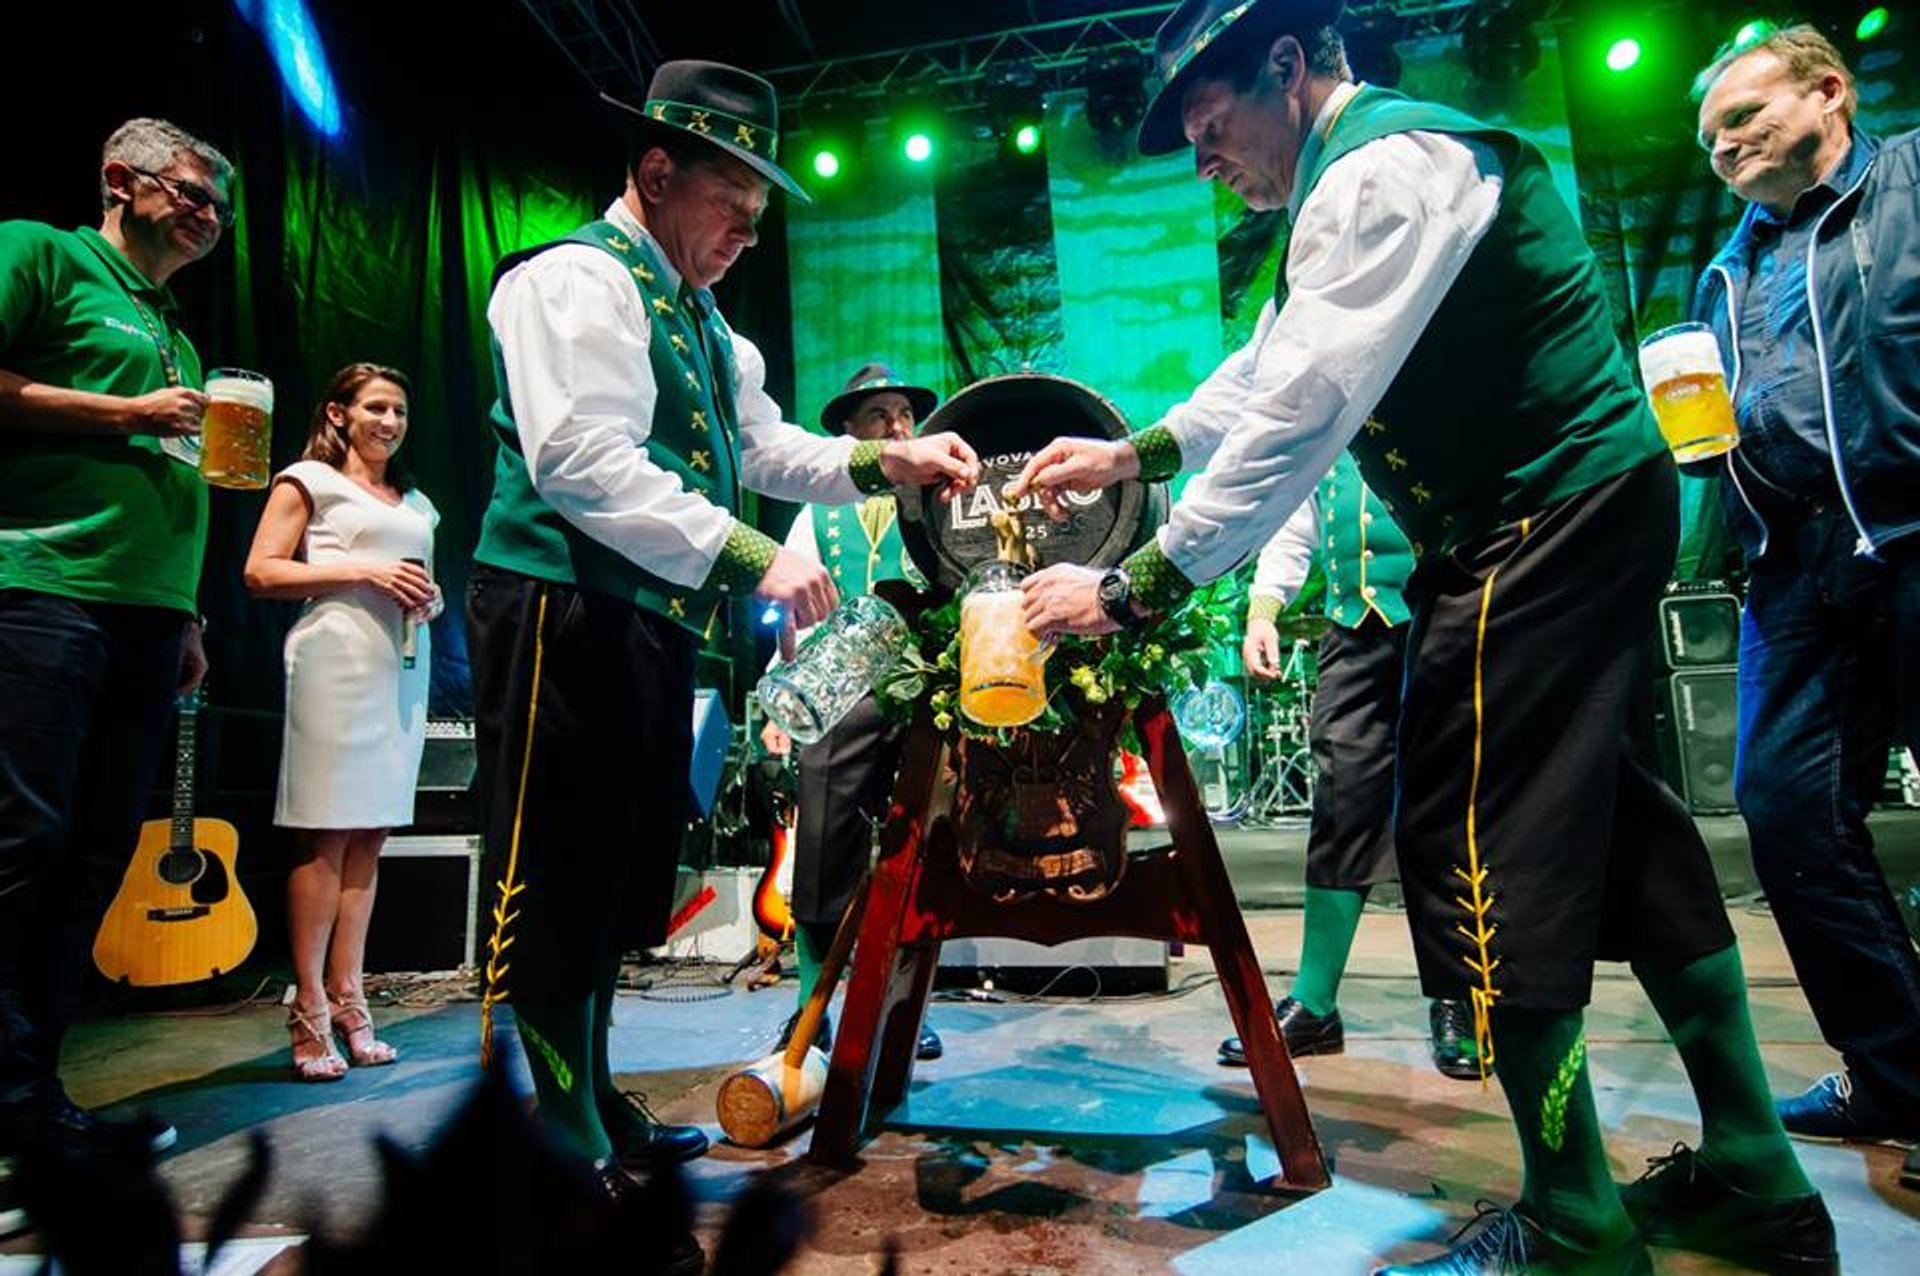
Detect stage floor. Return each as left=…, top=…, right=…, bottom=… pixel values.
left=9, top=902, right=1919, bottom=1273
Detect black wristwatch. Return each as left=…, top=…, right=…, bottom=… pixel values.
left=1097, top=567, right=1147, bottom=630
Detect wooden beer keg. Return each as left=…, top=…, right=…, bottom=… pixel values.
left=898, top=372, right=1165, bottom=596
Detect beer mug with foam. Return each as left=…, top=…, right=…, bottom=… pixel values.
left=958, top=561, right=1054, bottom=729
left=1637, top=323, right=1739, bottom=463
left=200, top=368, right=273, bottom=489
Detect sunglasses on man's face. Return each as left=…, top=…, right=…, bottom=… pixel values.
left=127, top=165, right=235, bottom=228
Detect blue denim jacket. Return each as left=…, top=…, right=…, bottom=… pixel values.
left=1691, top=127, right=1920, bottom=561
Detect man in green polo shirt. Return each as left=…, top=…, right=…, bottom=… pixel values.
left=1011, top=4, right=1831, bottom=1273
left=466, top=62, right=976, bottom=1236
left=0, top=117, right=230, bottom=1175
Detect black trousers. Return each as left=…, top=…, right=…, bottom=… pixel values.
left=1735, top=505, right=1920, bottom=1117
left=1305, top=614, right=1406, bottom=890
left=0, top=590, right=183, bottom=1109
left=1396, top=459, right=1735, bottom=1011
left=467, top=568, right=695, bottom=1008
left=791, top=693, right=904, bottom=931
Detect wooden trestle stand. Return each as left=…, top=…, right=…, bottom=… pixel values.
left=806, top=695, right=1331, bottom=1194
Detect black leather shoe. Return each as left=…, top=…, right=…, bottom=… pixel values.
left=602, top=1090, right=709, bottom=1168
left=590, top=1160, right=703, bottom=1276
left=1375, top=1201, right=1651, bottom=1275
left=1219, top=996, right=1344, bottom=1066
left=1620, top=1143, right=1837, bottom=1274
left=36, top=1095, right=175, bottom=1157
left=916, top=1025, right=944, bottom=1061
left=1428, top=999, right=1483, bottom=1081
left=1776, top=1072, right=1920, bottom=1142
left=1902, top=1144, right=1919, bottom=1192
left=774, top=1008, right=833, bottom=1055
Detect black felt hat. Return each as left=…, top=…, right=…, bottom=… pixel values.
left=603, top=59, right=810, bottom=202
left=1137, top=0, right=1347, bottom=155
left=820, top=363, right=939, bottom=435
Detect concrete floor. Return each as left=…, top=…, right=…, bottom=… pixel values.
left=7, top=901, right=1919, bottom=1274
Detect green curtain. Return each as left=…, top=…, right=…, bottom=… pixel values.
left=786, top=153, right=949, bottom=429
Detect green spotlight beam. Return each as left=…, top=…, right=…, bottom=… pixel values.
left=1857, top=7, right=1890, bottom=41
left=1606, top=38, right=1641, bottom=73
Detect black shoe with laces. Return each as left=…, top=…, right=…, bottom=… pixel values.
left=1428, top=999, right=1483, bottom=1081
left=1375, top=1201, right=1651, bottom=1275
left=590, top=1159, right=703, bottom=1276
left=601, top=1090, right=709, bottom=1168
left=1219, top=996, right=1344, bottom=1066
left=1775, top=1071, right=1920, bottom=1142
left=4, top=1093, right=176, bottom=1158
left=1620, top=1143, right=1838, bottom=1275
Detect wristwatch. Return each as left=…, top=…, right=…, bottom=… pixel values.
left=1097, top=567, right=1146, bottom=630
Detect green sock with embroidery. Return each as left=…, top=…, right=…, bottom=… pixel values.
left=1632, top=943, right=1814, bottom=1198
left=1289, top=886, right=1367, bottom=1018
left=512, top=991, right=610, bottom=1162
left=794, top=921, right=834, bottom=1012
left=1491, top=1006, right=1636, bottom=1251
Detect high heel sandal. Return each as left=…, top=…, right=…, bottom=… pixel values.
left=287, top=1005, right=348, bottom=1082
left=329, top=994, right=398, bottom=1067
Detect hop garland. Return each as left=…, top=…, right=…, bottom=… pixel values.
left=873, top=575, right=1241, bottom=750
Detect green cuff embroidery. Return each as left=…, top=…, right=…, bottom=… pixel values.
left=1247, top=594, right=1284, bottom=624
left=1131, top=425, right=1183, bottom=483
left=1125, top=540, right=1197, bottom=615
left=708, top=521, right=780, bottom=594
left=849, top=439, right=890, bottom=494
left=1539, top=1034, right=1587, bottom=1152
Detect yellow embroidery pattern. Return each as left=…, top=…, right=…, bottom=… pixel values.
left=668, top=597, right=687, bottom=618
left=670, top=333, right=690, bottom=354
left=651, top=296, right=674, bottom=316
left=690, top=449, right=711, bottom=471
left=735, top=124, right=756, bottom=149
left=690, top=409, right=709, bottom=433
left=604, top=234, right=630, bottom=253
left=479, top=589, right=549, bottom=1069
left=689, top=110, right=712, bottom=133
left=1385, top=448, right=1409, bottom=470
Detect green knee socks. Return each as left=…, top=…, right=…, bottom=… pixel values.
left=1491, top=1006, right=1636, bottom=1251
left=1289, top=886, right=1368, bottom=1017
left=1633, top=944, right=1814, bottom=1199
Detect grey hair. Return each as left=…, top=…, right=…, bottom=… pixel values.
left=1691, top=23, right=1855, bottom=122
left=99, top=118, right=234, bottom=209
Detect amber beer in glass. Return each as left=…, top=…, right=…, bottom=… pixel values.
left=200, top=368, right=273, bottom=489
left=1637, top=323, right=1739, bottom=463
left=959, top=562, right=1052, bottom=729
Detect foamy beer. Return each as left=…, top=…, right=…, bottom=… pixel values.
left=959, top=562, right=1052, bottom=729
left=1637, top=322, right=1739, bottom=463
left=199, top=368, right=273, bottom=489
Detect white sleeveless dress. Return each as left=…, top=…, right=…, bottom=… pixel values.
left=274, top=460, right=437, bottom=829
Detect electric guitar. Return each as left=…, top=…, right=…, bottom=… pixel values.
left=94, top=691, right=258, bottom=986
left=751, top=808, right=798, bottom=944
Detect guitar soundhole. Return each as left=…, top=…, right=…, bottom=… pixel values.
left=189, top=851, right=231, bottom=905
left=158, top=849, right=205, bottom=887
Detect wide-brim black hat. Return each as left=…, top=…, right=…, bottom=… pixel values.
left=603, top=59, right=811, bottom=202
left=1137, top=0, right=1346, bottom=156
left=820, top=363, right=939, bottom=435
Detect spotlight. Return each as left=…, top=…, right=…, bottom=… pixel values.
left=1341, top=13, right=1405, bottom=88
left=1605, top=39, right=1641, bottom=73
left=1083, top=48, right=1147, bottom=138
left=982, top=61, right=1045, bottom=158
left=796, top=101, right=858, bottom=187
left=1461, top=0, right=1541, bottom=84
left=889, top=87, right=945, bottom=168
left=1857, top=7, right=1891, bottom=41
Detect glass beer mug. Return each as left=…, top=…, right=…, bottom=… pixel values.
left=756, top=594, right=911, bottom=746
left=200, top=367, right=274, bottom=489
left=958, top=561, right=1054, bottom=729
left=1637, top=322, right=1740, bottom=463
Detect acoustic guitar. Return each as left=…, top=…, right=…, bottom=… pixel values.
left=94, top=691, right=258, bottom=986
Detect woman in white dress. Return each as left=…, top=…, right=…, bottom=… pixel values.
left=243, top=363, right=440, bottom=1081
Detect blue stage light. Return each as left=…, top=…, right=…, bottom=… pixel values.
left=233, top=0, right=343, bottom=138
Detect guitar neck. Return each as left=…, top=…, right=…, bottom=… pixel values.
left=171, top=694, right=199, bottom=850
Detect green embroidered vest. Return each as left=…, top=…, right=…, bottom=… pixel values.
left=474, top=222, right=743, bottom=635
left=1292, top=88, right=1665, bottom=557
left=1319, top=451, right=1412, bottom=628
left=813, top=496, right=924, bottom=596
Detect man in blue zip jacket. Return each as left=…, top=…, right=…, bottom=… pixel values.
left=1691, top=25, right=1920, bottom=1185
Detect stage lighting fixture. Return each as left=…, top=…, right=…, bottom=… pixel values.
left=1342, top=14, right=1405, bottom=87
left=1734, top=19, right=1773, bottom=47
left=232, top=0, right=342, bottom=137
left=889, top=88, right=945, bottom=167
left=983, top=61, right=1046, bottom=157
left=796, top=101, right=858, bottom=187
left=1857, top=7, right=1891, bottom=41
left=903, top=132, right=934, bottom=163
left=1606, top=38, right=1642, bottom=72
left=1083, top=48, right=1147, bottom=138
left=1461, top=0, right=1541, bottom=84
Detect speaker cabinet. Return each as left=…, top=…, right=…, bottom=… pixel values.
left=1658, top=591, right=1741, bottom=669
left=365, top=834, right=481, bottom=973
left=1655, top=669, right=1739, bottom=814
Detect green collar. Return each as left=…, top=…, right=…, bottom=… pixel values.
left=73, top=226, right=176, bottom=311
